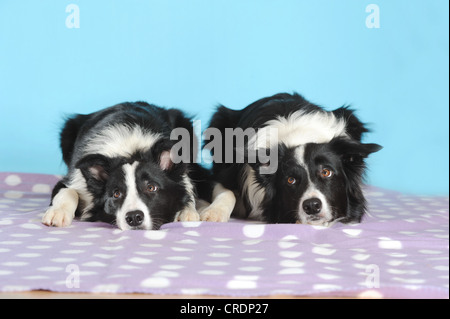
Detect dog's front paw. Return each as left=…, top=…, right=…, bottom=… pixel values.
left=175, top=208, right=200, bottom=222
left=200, top=205, right=231, bottom=222
left=42, top=206, right=74, bottom=227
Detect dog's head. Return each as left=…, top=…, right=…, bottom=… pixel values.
left=76, top=142, right=190, bottom=230
left=251, top=138, right=382, bottom=226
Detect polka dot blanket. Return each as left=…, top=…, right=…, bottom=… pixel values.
left=0, top=172, right=448, bottom=298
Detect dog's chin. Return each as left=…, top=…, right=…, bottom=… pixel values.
left=296, top=214, right=337, bottom=227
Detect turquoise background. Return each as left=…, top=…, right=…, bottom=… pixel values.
left=0, top=1, right=448, bottom=195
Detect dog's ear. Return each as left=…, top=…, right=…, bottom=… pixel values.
left=76, top=154, right=112, bottom=183
left=148, top=140, right=188, bottom=175
left=331, top=138, right=382, bottom=164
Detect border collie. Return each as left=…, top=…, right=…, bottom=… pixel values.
left=205, top=93, right=382, bottom=226
left=42, top=101, right=220, bottom=230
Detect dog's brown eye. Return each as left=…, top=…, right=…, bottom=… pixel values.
left=287, top=177, right=296, bottom=185
left=113, top=190, right=122, bottom=199
left=320, top=168, right=333, bottom=178
left=147, top=184, right=159, bottom=192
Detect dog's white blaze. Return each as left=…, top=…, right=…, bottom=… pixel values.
left=254, top=110, right=348, bottom=149
left=116, top=162, right=152, bottom=230
left=294, top=146, right=333, bottom=226
left=84, top=124, right=161, bottom=158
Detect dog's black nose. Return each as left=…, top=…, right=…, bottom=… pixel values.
left=125, top=210, right=144, bottom=227
left=303, top=198, right=322, bottom=215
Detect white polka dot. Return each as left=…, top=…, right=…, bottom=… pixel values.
left=392, top=277, right=425, bottom=284
left=60, top=249, right=84, bottom=254
left=160, top=264, right=185, bottom=270
left=101, top=245, right=124, bottom=251
left=48, top=230, right=70, bottom=235
left=21, top=223, right=42, bottom=230
left=352, top=254, right=371, bottom=261
left=419, top=250, right=442, bottom=255
left=378, top=237, right=402, bottom=250
left=434, top=265, right=449, bottom=271
left=141, top=277, right=170, bottom=288
left=175, top=239, right=198, bottom=245
left=129, top=257, right=152, bottom=264
left=278, top=235, right=299, bottom=249
left=279, top=251, right=303, bottom=258
left=144, top=231, right=167, bottom=240
left=242, top=239, right=263, bottom=245
left=387, top=269, right=420, bottom=275
left=51, top=258, right=76, bottom=263
left=0, top=270, right=13, bottom=276
left=313, top=284, right=342, bottom=291
left=37, top=266, right=64, bottom=272
left=151, top=271, right=179, bottom=278
left=212, top=237, right=233, bottom=242
left=70, top=242, right=93, bottom=246
left=342, top=229, right=363, bottom=237
left=92, top=284, right=121, bottom=293
left=135, top=251, right=158, bottom=256
left=4, top=191, right=23, bottom=199
left=227, top=276, right=257, bottom=289
left=204, top=261, right=229, bottom=266
left=241, top=257, right=266, bottom=262
left=171, top=246, right=193, bottom=252
left=278, top=268, right=304, bottom=275
left=82, top=261, right=108, bottom=267
left=242, top=225, right=266, bottom=238
left=165, top=256, right=191, bottom=261
left=4, top=174, right=22, bottom=186
left=107, top=235, right=129, bottom=242
left=312, top=246, right=336, bottom=256
left=280, top=260, right=304, bottom=268
left=16, top=253, right=41, bottom=258
left=2, top=261, right=28, bottom=267
left=198, top=270, right=224, bottom=275
left=181, top=221, right=202, bottom=227
left=315, top=258, right=341, bottom=264
left=317, top=273, right=341, bottom=280
left=31, top=184, right=51, bottom=193
left=184, top=230, right=200, bottom=237
left=239, top=266, right=263, bottom=272
left=0, top=219, right=13, bottom=226
left=208, top=253, right=231, bottom=258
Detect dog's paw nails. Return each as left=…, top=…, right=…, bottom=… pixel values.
left=200, top=207, right=230, bottom=222
left=42, top=207, right=73, bottom=227
left=176, top=209, right=200, bottom=222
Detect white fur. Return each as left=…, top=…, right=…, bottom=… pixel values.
left=42, top=188, right=79, bottom=227
left=116, top=162, right=152, bottom=230
left=174, top=174, right=200, bottom=222
left=242, top=165, right=266, bottom=220
left=252, top=110, right=348, bottom=149
left=200, top=183, right=236, bottom=222
left=84, top=124, right=161, bottom=158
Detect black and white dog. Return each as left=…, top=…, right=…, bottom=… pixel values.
left=42, top=101, right=227, bottom=230
left=205, top=93, right=382, bottom=226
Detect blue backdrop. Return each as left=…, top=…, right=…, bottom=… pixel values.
left=0, top=1, right=448, bottom=195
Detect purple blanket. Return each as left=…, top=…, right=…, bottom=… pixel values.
left=0, top=172, right=448, bottom=298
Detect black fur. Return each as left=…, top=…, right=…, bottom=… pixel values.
left=206, top=92, right=382, bottom=225
left=51, top=101, right=211, bottom=230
